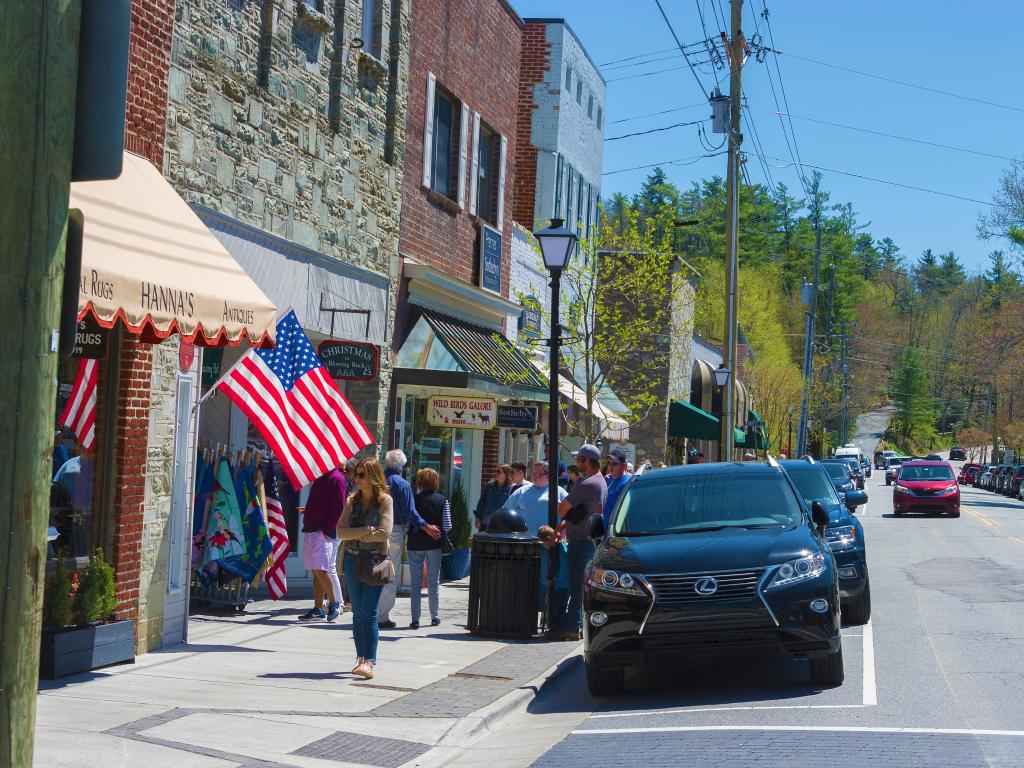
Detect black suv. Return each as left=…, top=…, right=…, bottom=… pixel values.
left=583, top=462, right=843, bottom=695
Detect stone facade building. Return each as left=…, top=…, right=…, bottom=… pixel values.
left=163, top=0, right=412, bottom=586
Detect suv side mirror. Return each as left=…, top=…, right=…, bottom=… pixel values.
left=811, top=500, right=830, bottom=530
left=844, top=490, right=868, bottom=511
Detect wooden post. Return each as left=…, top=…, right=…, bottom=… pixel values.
left=0, top=2, right=80, bottom=766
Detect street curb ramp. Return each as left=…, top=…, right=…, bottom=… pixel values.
left=407, top=645, right=582, bottom=767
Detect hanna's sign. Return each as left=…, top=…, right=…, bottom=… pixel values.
left=427, top=396, right=496, bottom=430
left=318, top=341, right=379, bottom=381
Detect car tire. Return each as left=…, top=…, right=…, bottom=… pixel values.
left=810, top=644, right=845, bottom=687
left=585, top=660, right=625, bottom=696
left=893, top=509, right=903, bottom=517
left=950, top=510, right=960, bottom=518
left=843, top=579, right=871, bottom=625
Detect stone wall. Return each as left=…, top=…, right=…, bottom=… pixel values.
left=398, top=0, right=522, bottom=292
left=164, top=0, right=411, bottom=444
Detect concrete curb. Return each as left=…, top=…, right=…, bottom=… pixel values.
left=409, top=644, right=583, bottom=767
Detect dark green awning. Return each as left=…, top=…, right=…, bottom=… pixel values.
left=738, top=410, right=769, bottom=449
left=669, top=400, right=721, bottom=440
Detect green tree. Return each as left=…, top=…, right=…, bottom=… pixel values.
left=892, top=347, right=935, bottom=449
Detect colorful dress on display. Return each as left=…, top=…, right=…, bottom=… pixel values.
left=200, top=457, right=248, bottom=584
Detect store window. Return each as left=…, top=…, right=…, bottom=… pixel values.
left=429, top=87, right=459, bottom=201
left=475, top=122, right=500, bottom=225
left=50, top=355, right=104, bottom=563
left=401, top=395, right=467, bottom=499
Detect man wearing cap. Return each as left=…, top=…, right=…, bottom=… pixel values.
left=555, top=443, right=607, bottom=641
left=603, top=447, right=632, bottom=528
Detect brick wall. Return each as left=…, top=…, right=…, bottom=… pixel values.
left=398, top=0, right=522, bottom=294
left=125, top=0, right=174, bottom=166
left=512, top=22, right=548, bottom=229
left=481, top=428, right=499, bottom=496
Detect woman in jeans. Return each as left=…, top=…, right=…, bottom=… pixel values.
left=407, top=468, right=452, bottom=629
left=337, top=457, right=393, bottom=679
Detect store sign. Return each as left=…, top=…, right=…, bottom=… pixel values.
left=427, top=395, right=496, bottom=430
left=72, top=320, right=105, bottom=358
left=179, top=339, right=195, bottom=372
left=519, top=298, right=542, bottom=339
left=317, top=341, right=379, bottom=381
left=497, top=404, right=538, bottom=430
left=201, top=348, right=223, bottom=387
left=479, top=225, right=502, bottom=294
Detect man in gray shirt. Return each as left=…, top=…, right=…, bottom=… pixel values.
left=554, top=443, right=607, bottom=640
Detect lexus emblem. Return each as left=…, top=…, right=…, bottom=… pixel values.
left=694, top=577, right=719, bottom=596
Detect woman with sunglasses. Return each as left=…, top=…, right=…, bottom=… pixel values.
left=337, top=457, right=393, bottom=679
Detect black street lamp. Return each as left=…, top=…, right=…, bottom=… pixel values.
left=713, top=364, right=731, bottom=463
left=534, top=217, right=578, bottom=635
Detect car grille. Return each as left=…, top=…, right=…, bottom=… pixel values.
left=646, top=569, right=765, bottom=604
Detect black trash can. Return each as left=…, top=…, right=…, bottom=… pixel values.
left=468, top=507, right=542, bottom=638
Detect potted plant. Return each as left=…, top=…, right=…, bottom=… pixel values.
left=442, top=480, right=472, bottom=580
left=40, top=548, right=135, bottom=679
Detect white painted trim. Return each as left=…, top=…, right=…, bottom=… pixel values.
left=496, top=135, right=507, bottom=230
left=591, top=704, right=864, bottom=719
left=468, top=111, right=481, bottom=216
left=422, top=72, right=436, bottom=188
left=457, top=105, right=469, bottom=209
left=571, top=726, right=1024, bottom=738
left=862, top=618, right=877, bottom=706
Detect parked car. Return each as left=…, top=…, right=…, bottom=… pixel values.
left=821, top=460, right=857, bottom=494
left=958, top=463, right=981, bottom=484
left=979, top=465, right=995, bottom=490
left=893, top=461, right=960, bottom=517
left=949, top=447, right=966, bottom=461
left=874, top=450, right=898, bottom=470
left=884, top=456, right=909, bottom=486
left=832, top=457, right=865, bottom=490
left=780, top=459, right=870, bottom=624
left=1007, top=465, right=1024, bottom=497
left=993, top=465, right=1014, bottom=494
left=583, top=461, right=843, bottom=695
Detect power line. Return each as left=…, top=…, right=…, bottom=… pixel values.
left=603, top=150, right=727, bottom=177
left=599, top=46, right=678, bottom=68
left=747, top=105, right=1021, bottom=163
left=754, top=152, right=997, bottom=207
left=742, top=98, right=777, bottom=189
left=606, top=61, right=716, bottom=84
left=604, top=118, right=707, bottom=142
left=609, top=101, right=708, bottom=126
left=652, top=0, right=711, bottom=96
left=778, top=50, right=1024, bottom=116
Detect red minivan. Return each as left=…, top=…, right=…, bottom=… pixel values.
left=893, top=461, right=960, bottom=517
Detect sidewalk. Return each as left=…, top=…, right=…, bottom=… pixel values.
left=34, top=580, right=581, bottom=768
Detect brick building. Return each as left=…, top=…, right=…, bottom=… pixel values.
left=54, top=0, right=276, bottom=656
left=391, top=0, right=547, bottom=511
left=162, top=0, right=412, bottom=587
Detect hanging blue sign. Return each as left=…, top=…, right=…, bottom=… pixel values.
left=497, top=404, right=538, bottom=430
left=479, top=225, right=502, bottom=294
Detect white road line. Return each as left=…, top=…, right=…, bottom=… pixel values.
left=862, top=618, right=877, bottom=706
left=591, top=704, right=863, bottom=719
left=571, top=725, right=1024, bottom=737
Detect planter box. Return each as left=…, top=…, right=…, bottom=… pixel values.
left=442, top=548, right=471, bottom=581
left=40, top=620, right=135, bottom=679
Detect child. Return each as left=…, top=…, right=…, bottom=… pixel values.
left=537, top=525, right=570, bottom=637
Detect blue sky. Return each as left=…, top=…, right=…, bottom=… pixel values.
left=510, top=0, right=1022, bottom=272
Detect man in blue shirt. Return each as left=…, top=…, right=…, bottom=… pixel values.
left=501, top=461, right=567, bottom=534
left=379, top=449, right=439, bottom=628
left=603, top=447, right=632, bottom=527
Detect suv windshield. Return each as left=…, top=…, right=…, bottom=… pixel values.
left=614, top=472, right=804, bottom=536
left=900, top=464, right=955, bottom=481
left=785, top=466, right=841, bottom=506
left=821, top=463, right=851, bottom=481
left=886, top=458, right=905, bottom=468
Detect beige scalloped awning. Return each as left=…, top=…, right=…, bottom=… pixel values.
left=69, top=152, right=277, bottom=348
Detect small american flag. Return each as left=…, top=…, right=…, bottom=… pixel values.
left=217, top=310, right=373, bottom=489
left=59, top=359, right=98, bottom=450
left=264, top=460, right=289, bottom=600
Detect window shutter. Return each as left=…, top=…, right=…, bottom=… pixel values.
left=468, top=111, right=481, bottom=216
left=496, top=134, right=507, bottom=229
left=422, top=72, right=436, bottom=187
left=456, top=105, right=470, bottom=209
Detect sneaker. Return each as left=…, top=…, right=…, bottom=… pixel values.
left=298, top=607, right=325, bottom=621
left=409, top=621, right=420, bottom=630
left=378, top=619, right=397, bottom=629
left=431, top=617, right=441, bottom=626
left=326, top=602, right=341, bottom=622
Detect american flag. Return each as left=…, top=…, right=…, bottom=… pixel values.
left=217, top=310, right=373, bottom=489
left=59, top=359, right=98, bottom=450
left=264, top=460, right=289, bottom=600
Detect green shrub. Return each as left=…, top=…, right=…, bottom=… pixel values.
left=43, top=550, right=73, bottom=629
left=74, top=548, right=117, bottom=625
left=448, top=480, right=472, bottom=549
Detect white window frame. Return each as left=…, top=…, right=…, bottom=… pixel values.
left=422, top=72, right=436, bottom=187
left=468, top=111, right=481, bottom=216
left=496, top=134, right=507, bottom=230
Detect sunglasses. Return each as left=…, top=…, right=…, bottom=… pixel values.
left=355, top=471, right=367, bottom=478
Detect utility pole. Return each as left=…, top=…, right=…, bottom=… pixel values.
left=796, top=194, right=823, bottom=457
left=825, top=262, right=836, bottom=343
left=720, top=0, right=743, bottom=463
left=0, top=3, right=80, bottom=767
left=991, top=382, right=999, bottom=463
left=839, top=321, right=850, bottom=444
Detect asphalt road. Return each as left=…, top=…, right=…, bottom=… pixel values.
left=517, top=452, right=1024, bottom=768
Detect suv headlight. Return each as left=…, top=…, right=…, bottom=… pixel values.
left=939, top=484, right=958, bottom=495
left=825, top=525, right=857, bottom=550
left=895, top=484, right=912, bottom=494
left=587, top=568, right=646, bottom=597
left=766, top=553, right=826, bottom=590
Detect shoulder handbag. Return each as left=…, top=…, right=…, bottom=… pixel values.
left=441, top=531, right=454, bottom=555
left=353, top=501, right=395, bottom=586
